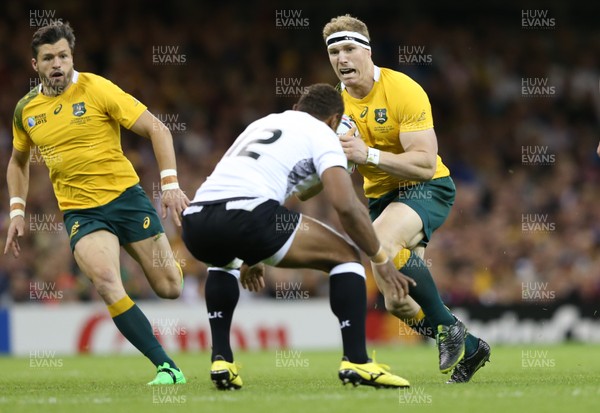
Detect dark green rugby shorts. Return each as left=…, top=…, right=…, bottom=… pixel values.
left=367, top=176, right=456, bottom=246
left=63, top=184, right=164, bottom=251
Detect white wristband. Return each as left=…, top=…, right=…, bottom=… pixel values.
left=161, top=182, right=180, bottom=191
left=366, top=147, right=380, bottom=166
left=160, top=169, right=178, bottom=179
left=10, top=197, right=26, bottom=206
left=10, top=209, right=25, bottom=219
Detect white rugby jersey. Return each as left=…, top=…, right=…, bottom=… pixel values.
left=191, top=110, right=347, bottom=205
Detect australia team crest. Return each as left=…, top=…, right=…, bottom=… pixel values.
left=374, top=108, right=387, bottom=124
left=72, top=102, right=86, bottom=117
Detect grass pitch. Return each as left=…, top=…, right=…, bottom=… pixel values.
left=1, top=344, right=598, bottom=413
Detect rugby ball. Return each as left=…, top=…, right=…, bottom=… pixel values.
left=336, top=114, right=359, bottom=173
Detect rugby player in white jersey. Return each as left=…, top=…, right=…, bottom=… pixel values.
left=182, top=83, right=415, bottom=390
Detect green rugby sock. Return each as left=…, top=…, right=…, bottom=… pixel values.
left=110, top=298, right=178, bottom=370
left=464, top=334, right=480, bottom=357
left=399, top=252, right=455, bottom=328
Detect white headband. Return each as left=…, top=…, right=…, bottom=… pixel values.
left=325, top=31, right=371, bottom=50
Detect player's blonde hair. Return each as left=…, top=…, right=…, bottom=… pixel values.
left=322, top=15, right=370, bottom=42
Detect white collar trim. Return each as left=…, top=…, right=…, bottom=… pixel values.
left=340, top=65, right=380, bottom=91
left=38, top=70, right=79, bottom=93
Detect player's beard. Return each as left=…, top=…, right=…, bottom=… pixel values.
left=39, top=68, right=73, bottom=97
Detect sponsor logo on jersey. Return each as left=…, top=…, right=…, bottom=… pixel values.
left=360, top=106, right=368, bottom=118
left=417, top=110, right=426, bottom=122
left=143, top=216, right=151, bottom=229
left=54, top=104, right=62, bottom=115
left=374, top=108, right=388, bottom=124
left=70, top=221, right=80, bottom=239
left=72, top=102, right=86, bottom=117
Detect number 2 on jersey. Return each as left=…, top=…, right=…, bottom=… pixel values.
left=225, top=128, right=282, bottom=160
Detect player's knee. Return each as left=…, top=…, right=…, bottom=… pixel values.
left=153, top=280, right=181, bottom=299
left=156, top=284, right=181, bottom=299
left=153, top=266, right=182, bottom=299
left=88, top=268, right=122, bottom=300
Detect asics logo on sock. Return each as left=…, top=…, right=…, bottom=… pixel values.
left=340, top=320, right=351, bottom=329
left=208, top=311, right=223, bottom=319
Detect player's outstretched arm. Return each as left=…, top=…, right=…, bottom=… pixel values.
left=129, top=110, right=190, bottom=226
left=320, top=167, right=415, bottom=298
left=5, top=148, right=30, bottom=257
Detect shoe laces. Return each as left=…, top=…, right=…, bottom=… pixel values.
left=157, top=362, right=173, bottom=372
left=436, top=325, right=449, bottom=345
left=368, top=351, right=391, bottom=372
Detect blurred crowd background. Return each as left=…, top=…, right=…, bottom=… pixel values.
left=0, top=0, right=599, bottom=309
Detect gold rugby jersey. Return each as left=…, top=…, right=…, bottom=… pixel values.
left=13, top=71, right=147, bottom=210
left=341, top=66, right=450, bottom=198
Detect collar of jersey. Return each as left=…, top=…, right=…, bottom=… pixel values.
left=37, top=70, right=80, bottom=94
left=339, top=65, right=380, bottom=92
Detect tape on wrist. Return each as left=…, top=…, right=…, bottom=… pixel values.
left=161, top=182, right=180, bottom=191
left=160, top=169, right=179, bottom=190
left=160, top=169, right=177, bottom=179
left=9, top=209, right=25, bottom=219
left=366, top=147, right=380, bottom=166
left=10, top=197, right=26, bottom=207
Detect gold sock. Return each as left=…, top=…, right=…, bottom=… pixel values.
left=175, top=261, right=183, bottom=285
left=107, top=295, right=135, bottom=318
left=393, top=249, right=411, bottom=270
